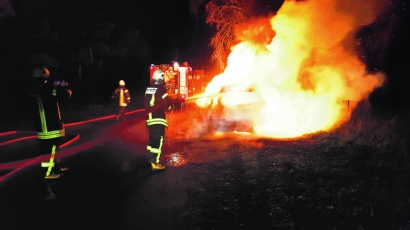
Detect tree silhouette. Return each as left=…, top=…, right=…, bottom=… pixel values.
left=189, top=0, right=283, bottom=71
left=1, top=0, right=151, bottom=105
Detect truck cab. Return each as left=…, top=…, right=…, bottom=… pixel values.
left=149, top=62, right=191, bottom=109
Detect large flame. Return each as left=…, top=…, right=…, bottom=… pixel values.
left=197, top=0, right=387, bottom=138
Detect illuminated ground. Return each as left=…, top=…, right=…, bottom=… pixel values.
left=0, top=103, right=409, bottom=229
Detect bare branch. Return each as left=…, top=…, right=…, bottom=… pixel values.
left=204, top=0, right=249, bottom=70
left=189, top=0, right=206, bottom=17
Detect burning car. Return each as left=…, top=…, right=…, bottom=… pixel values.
left=196, top=83, right=264, bottom=134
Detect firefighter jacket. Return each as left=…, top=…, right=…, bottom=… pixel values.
left=114, top=86, right=131, bottom=107
left=29, top=80, right=72, bottom=139
left=144, top=84, right=171, bottom=127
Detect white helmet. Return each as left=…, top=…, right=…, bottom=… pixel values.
left=32, top=66, right=50, bottom=79
left=119, top=80, right=125, bottom=86
left=152, top=69, right=164, bottom=84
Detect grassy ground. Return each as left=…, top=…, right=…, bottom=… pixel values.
left=174, top=139, right=409, bottom=229
left=165, top=100, right=410, bottom=229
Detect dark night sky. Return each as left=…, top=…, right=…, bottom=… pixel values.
left=0, top=0, right=214, bottom=89
left=0, top=0, right=213, bottom=67
left=1, top=0, right=410, bottom=109
left=132, top=0, right=212, bottom=67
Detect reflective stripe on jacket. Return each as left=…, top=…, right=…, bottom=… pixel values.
left=115, top=86, right=130, bottom=107
left=144, top=84, right=171, bottom=127
left=29, top=81, right=71, bottom=139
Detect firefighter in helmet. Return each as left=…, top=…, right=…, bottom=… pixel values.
left=112, top=80, right=131, bottom=121
left=144, top=69, right=172, bottom=170
left=28, top=66, right=72, bottom=180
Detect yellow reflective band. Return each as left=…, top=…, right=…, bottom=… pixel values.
left=44, top=145, right=57, bottom=177
left=146, top=118, right=167, bottom=123
left=41, top=162, right=55, bottom=167
left=147, top=146, right=152, bottom=150
left=52, top=89, right=57, bottom=96
left=150, top=148, right=161, bottom=154
left=120, top=89, right=127, bottom=106
left=147, top=121, right=168, bottom=127
left=37, top=96, right=47, bottom=132
left=38, top=129, right=65, bottom=139
left=157, top=136, right=164, bottom=163
left=146, top=120, right=167, bottom=124
left=146, top=118, right=168, bottom=127
left=162, top=93, right=168, bottom=99
left=150, top=94, right=155, bottom=106
left=146, top=113, right=153, bottom=126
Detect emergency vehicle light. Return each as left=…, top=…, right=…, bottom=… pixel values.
left=173, top=62, right=179, bottom=71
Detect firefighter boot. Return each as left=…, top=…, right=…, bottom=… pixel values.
left=151, top=163, right=166, bottom=170
left=44, top=181, right=57, bottom=200
left=45, top=184, right=57, bottom=200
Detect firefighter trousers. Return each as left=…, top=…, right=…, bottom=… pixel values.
left=146, top=124, right=166, bottom=164
left=116, top=106, right=126, bottom=121
left=38, top=137, right=62, bottom=177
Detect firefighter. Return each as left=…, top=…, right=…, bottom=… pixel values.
left=28, top=66, right=72, bottom=180
left=112, top=80, right=131, bottom=121
left=144, top=69, right=172, bottom=170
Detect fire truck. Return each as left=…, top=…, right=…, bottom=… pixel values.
left=149, top=62, right=206, bottom=108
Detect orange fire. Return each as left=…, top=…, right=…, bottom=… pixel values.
left=197, top=0, right=389, bottom=138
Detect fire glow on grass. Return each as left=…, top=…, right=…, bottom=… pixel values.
left=197, top=0, right=389, bottom=138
